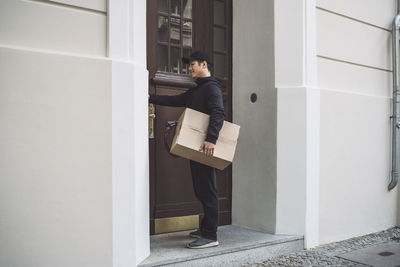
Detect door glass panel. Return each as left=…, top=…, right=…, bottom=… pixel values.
left=183, top=0, right=192, bottom=19
left=214, top=27, right=225, bottom=51
left=157, top=45, right=168, bottom=71
left=183, top=21, right=192, bottom=47
left=158, top=0, right=168, bottom=13
left=156, top=0, right=192, bottom=75
left=182, top=48, right=192, bottom=74
left=214, top=1, right=225, bottom=25
left=158, top=16, right=169, bottom=42
left=214, top=53, right=226, bottom=78
left=171, top=47, right=181, bottom=74
left=170, top=17, right=181, bottom=44
left=171, top=0, right=181, bottom=17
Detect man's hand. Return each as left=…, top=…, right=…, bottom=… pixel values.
left=199, top=141, right=215, bottom=157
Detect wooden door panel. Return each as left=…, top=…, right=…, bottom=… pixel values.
left=148, top=0, right=232, bottom=235
left=153, top=87, right=195, bottom=204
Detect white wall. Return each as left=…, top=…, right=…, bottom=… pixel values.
left=0, top=1, right=149, bottom=266
left=0, top=47, right=112, bottom=267
left=316, top=0, right=397, bottom=244
left=0, top=0, right=107, bottom=56
left=274, top=0, right=320, bottom=249
left=232, top=0, right=276, bottom=233
left=0, top=1, right=114, bottom=267
left=108, top=0, right=150, bottom=265
left=48, top=0, right=107, bottom=12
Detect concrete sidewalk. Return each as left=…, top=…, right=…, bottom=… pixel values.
left=246, top=227, right=400, bottom=267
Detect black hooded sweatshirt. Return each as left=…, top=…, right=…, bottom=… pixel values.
left=149, top=76, right=224, bottom=144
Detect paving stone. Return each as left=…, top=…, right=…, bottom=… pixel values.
left=243, top=227, right=400, bottom=267
left=339, top=242, right=400, bottom=267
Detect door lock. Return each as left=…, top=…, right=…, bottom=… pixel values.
left=149, top=103, right=156, bottom=139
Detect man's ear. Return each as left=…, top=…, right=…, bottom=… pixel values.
left=201, top=61, right=207, bottom=69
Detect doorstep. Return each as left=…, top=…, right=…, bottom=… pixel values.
left=138, top=225, right=304, bottom=267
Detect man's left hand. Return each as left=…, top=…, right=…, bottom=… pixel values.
left=199, top=141, right=215, bottom=157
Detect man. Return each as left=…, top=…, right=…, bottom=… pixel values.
left=149, top=51, right=224, bottom=249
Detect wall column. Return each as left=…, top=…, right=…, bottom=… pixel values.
left=275, top=0, right=320, bottom=248
left=108, top=0, right=150, bottom=265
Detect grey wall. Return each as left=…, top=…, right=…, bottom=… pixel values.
left=232, top=0, right=276, bottom=233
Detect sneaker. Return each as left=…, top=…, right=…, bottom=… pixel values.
left=189, top=229, right=201, bottom=238
left=186, top=237, right=219, bottom=249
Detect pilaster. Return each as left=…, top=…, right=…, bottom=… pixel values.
left=275, top=0, right=320, bottom=248
left=108, top=0, right=150, bottom=265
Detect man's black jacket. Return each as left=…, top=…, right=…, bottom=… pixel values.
left=149, top=76, right=224, bottom=144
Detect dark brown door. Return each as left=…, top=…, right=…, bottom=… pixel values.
left=147, top=0, right=232, bottom=235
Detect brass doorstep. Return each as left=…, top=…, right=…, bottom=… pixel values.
left=155, top=215, right=199, bottom=234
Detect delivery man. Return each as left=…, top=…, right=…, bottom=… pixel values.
left=149, top=51, right=224, bottom=249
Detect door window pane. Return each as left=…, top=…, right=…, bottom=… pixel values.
left=171, top=47, right=181, bottom=74
left=214, top=27, right=225, bottom=51
left=214, top=53, right=226, bottom=78
left=158, top=16, right=169, bottom=42
left=183, top=0, right=192, bottom=19
left=170, top=17, right=181, bottom=44
left=171, top=0, right=181, bottom=17
left=158, top=45, right=168, bottom=71
left=183, top=21, right=192, bottom=47
left=182, top=48, right=192, bottom=74
left=158, top=0, right=168, bottom=13
left=214, top=1, right=225, bottom=25
left=156, top=0, right=193, bottom=75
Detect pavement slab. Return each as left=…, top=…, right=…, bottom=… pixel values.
left=338, top=242, right=400, bottom=267
left=246, top=227, right=400, bottom=267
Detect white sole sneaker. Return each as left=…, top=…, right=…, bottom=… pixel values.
left=186, top=240, right=219, bottom=249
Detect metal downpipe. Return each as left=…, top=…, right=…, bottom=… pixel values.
left=389, top=2, right=400, bottom=191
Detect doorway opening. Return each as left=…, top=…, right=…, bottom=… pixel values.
left=146, top=0, right=233, bottom=235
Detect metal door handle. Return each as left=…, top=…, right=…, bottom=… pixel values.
left=149, top=104, right=156, bottom=139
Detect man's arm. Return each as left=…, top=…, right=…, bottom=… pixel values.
left=205, top=86, right=224, bottom=144
left=149, top=91, right=187, bottom=107
left=200, top=85, right=224, bottom=157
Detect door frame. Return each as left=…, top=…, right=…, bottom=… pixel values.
left=107, top=0, right=318, bottom=264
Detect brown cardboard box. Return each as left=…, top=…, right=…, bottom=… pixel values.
left=170, top=108, right=240, bottom=170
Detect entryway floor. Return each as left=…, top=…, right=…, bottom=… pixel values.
left=138, top=225, right=303, bottom=267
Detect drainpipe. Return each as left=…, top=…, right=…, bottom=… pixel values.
left=389, top=0, right=400, bottom=191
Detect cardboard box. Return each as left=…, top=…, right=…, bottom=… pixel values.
left=170, top=108, right=240, bottom=170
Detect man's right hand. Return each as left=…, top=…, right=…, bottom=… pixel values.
left=199, top=141, right=215, bottom=157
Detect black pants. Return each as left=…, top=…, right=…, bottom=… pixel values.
left=190, top=160, right=219, bottom=241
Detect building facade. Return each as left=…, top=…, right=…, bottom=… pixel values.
left=0, top=0, right=398, bottom=266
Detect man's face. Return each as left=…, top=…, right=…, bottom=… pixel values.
left=188, top=60, right=206, bottom=78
